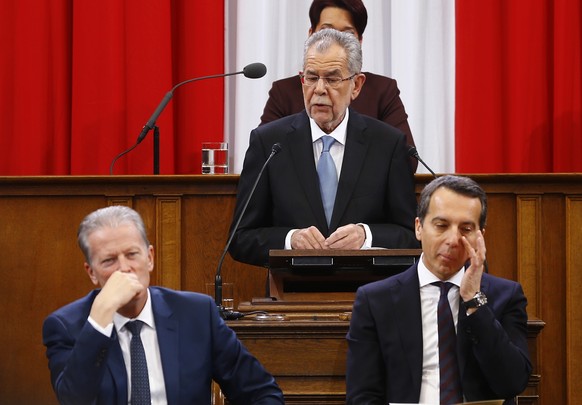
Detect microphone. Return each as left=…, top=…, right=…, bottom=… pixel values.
left=215, top=143, right=282, bottom=320
left=137, top=62, right=266, bottom=144
left=109, top=62, right=267, bottom=174
left=408, top=146, right=437, bottom=178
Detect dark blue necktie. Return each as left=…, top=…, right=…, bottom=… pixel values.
left=125, top=320, right=151, bottom=405
left=432, top=282, right=463, bottom=404
left=317, top=135, right=338, bottom=226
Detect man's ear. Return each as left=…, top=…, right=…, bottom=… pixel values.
left=415, top=217, right=422, bottom=241
left=84, top=262, right=99, bottom=286
left=147, top=245, right=155, bottom=272
left=351, top=73, right=366, bottom=100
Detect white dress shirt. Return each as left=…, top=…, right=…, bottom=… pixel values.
left=417, top=254, right=464, bottom=404
left=284, top=109, right=373, bottom=248
left=89, top=289, right=168, bottom=404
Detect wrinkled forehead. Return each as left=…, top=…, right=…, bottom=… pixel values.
left=304, top=44, right=349, bottom=74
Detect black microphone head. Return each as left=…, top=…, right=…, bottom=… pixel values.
left=272, top=143, right=282, bottom=154
left=407, top=146, right=419, bottom=158
left=243, top=63, right=267, bottom=79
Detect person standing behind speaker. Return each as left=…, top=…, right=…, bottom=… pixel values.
left=229, top=29, right=418, bottom=268
left=260, top=0, right=418, bottom=172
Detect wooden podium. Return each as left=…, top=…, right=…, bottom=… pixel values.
left=266, top=248, right=422, bottom=302
left=234, top=249, right=543, bottom=405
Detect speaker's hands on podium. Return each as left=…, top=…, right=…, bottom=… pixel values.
left=290, top=223, right=365, bottom=250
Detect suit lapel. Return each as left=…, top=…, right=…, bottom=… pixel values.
left=107, top=329, right=129, bottom=404
left=330, top=110, right=368, bottom=230
left=287, top=112, right=329, bottom=231
left=150, top=288, right=180, bottom=405
left=391, top=266, right=424, bottom=393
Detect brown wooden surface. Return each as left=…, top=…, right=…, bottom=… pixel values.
left=268, top=248, right=422, bottom=300
left=226, top=314, right=544, bottom=405
left=0, top=173, right=580, bottom=404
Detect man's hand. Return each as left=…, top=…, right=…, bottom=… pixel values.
left=325, top=224, right=365, bottom=249
left=460, top=229, right=486, bottom=303
left=291, top=226, right=327, bottom=249
left=90, top=271, right=145, bottom=327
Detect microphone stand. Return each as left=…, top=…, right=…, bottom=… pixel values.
left=215, top=144, right=282, bottom=320
left=153, top=126, right=160, bottom=175
left=109, top=62, right=267, bottom=175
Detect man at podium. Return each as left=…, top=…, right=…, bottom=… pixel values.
left=229, top=28, right=418, bottom=268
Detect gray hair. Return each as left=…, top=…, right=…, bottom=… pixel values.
left=417, top=175, right=488, bottom=230
left=77, top=205, right=150, bottom=264
left=304, top=28, right=362, bottom=75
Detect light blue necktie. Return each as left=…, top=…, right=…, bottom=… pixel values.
left=126, top=320, right=151, bottom=405
left=317, top=135, right=338, bottom=226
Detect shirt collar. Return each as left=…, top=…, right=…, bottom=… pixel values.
left=309, top=108, right=349, bottom=145
left=113, top=288, right=155, bottom=332
left=417, top=253, right=464, bottom=288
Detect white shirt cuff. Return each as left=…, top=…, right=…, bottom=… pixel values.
left=88, top=316, right=114, bottom=337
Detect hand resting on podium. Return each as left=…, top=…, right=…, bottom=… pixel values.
left=290, top=224, right=366, bottom=250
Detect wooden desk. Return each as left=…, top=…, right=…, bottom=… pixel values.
left=226, top=311, right=544, bottom=405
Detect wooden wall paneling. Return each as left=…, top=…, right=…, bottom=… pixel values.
left=566, top=196, right=582, bottom=403
left=2, top=174, right=580, bottom=404
left=517, top=195, right=542, bottom=318
left=0, top=196, right=104, bottom=404
left=154, top=196, right=182, bottom=289
left=485, top=194, right=518, bottom=281
left=539, top=194, right=567, bottom=404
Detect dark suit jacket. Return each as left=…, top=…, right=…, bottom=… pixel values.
left=42, top=287, right=284, bottom=405
left=228, top=109, right=419, bottom=267
left=346, top=264, right=532, bottom=405
left=259, top=72, right=418, bottom=171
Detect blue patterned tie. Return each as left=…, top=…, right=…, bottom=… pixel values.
left=125, top=320, right=151, bottom=405
left=432, top=282, right=463, bottom=404
left=317, top=136, right=338, bottom=226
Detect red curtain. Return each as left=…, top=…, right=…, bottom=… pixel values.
left=456, top=0, right=581, bottom=173
left=0, top=1, right=224, bottom=175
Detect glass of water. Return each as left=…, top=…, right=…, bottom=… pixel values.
left=202, top=142, right=228, bottom=174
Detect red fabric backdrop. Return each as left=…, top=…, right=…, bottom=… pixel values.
left=1, top=2, right=580, bottom=175
left=0, top=1, right=224, bottom=175
left=456, top=0, right=582, bottom=173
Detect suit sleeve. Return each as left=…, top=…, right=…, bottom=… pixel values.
left=368, top=130, right=419, bottom=249
left=208, top=300, right=284, bottom=404
left=43, top=314, right=119, bottom=405
left=459, top=281, right=532, bottom=398
left=228, top=130, right=290, bottom=267
left=346, top=287, right=387, bottom=405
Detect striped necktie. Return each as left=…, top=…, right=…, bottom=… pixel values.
left=432, top=281, right=463, bottom=404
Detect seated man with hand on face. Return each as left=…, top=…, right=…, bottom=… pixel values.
left=229, top=28, right=418, bottom=268
left=346, top=175, right=532, bottom=405
left=42, top=205, right=284, bottom=405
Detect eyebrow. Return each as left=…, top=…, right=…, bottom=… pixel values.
left=431, top=217, right=477, bottom=227
left=304, top=68, right=343, bottom=76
